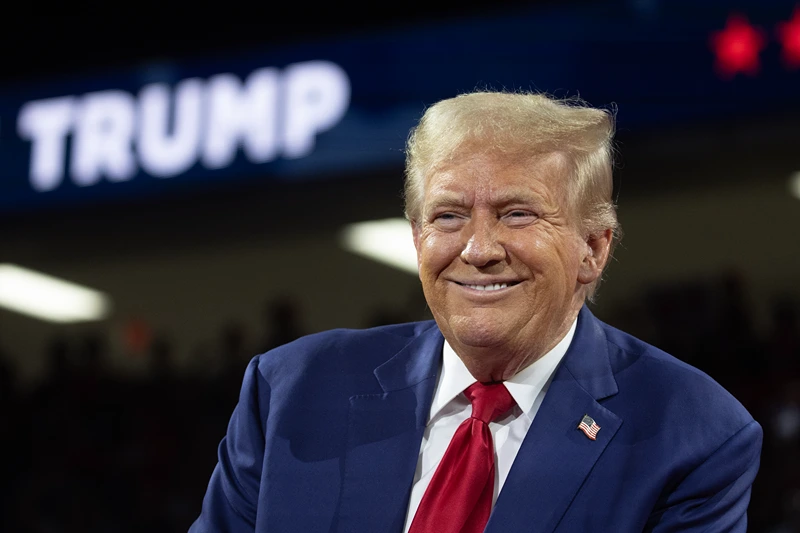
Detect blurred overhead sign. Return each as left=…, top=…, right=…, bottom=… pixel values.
left=1, top=0, right=800, bottom=213
left=17, top=60, right=350, bottom=193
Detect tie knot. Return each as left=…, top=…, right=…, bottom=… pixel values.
left=464, top=382, right=516, bottom=424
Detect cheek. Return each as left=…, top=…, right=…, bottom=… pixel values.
left=419, top=233, right=460, bottom=272
left=552, top=242, right=586, bottom=281
left=510, top=233, right=580, bottom=277
left=508, top=235, right=553, bottom=269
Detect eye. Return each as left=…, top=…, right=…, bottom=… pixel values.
left=503, top=210, right=537, bottom=226
left=432, top=212, right=465, bottom=230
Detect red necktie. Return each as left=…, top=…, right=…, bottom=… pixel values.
left=409, top=382, right=516, bottom=533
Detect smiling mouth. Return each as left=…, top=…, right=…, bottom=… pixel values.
left=456, top=281, right=521, bottom=291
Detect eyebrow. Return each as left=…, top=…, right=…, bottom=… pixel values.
left=422, top=194, right=467, bottom=217
left=422, top=189, right=546, bottom=216
left=489, top=189, right=542, bottom=206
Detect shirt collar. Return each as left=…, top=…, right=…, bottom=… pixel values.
left=429, top=318, right=577, bottom=421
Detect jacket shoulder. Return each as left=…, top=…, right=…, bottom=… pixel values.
left=253, top=320, right=439, bottom=380
left=598, top=318, right=758, bottom=444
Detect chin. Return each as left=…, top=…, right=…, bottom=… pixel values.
left=445, top=314, right=518, bottom=349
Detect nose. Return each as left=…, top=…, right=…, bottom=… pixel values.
left=460, top=217, right=506, bottom=267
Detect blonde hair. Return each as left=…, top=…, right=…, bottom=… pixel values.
left=404, top=91, right=621, bottom=298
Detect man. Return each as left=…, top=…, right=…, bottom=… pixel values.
left=190, top=92, right=762, bottom=532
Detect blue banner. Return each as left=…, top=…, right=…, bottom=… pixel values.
left=1, top=0, right=797, bottom=213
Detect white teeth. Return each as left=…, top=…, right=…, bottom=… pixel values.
left=466, top=283, right=508, bottom=291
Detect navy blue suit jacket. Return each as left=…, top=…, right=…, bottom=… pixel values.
left=190, top=306, right=762, bottom=532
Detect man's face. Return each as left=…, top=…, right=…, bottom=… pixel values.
left=412, top=151, right=600, bottom=379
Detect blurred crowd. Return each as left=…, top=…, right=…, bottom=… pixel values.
left=0, top=274, right=799, bottom=532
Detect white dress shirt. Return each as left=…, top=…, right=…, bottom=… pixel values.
left=402, top=320, right=577, bottom=533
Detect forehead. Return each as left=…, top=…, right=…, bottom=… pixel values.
left=423, top=151, right=571, bottom=204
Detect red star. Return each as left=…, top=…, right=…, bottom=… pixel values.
left=710, top=14, right=766, bottom=78
left=777, top=8, right=800, bottom=69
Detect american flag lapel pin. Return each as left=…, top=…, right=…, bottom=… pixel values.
left=577, top=414, right=601, bottom=440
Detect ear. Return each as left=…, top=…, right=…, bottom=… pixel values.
left=577, top=228, right=613, bottom=285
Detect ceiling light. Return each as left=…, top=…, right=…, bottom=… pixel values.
left=340, top=218, right=418, bottom=275
left=789, top=171, right=800, bottom=200
left=0, top=263, right=111, bottom=323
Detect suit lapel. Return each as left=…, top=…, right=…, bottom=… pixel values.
left=335, top=323, right=443, bottom=533
left=486, top=307, right=623, bottom=533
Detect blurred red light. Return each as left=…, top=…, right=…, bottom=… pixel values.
left=777, top=8, right=800, bottom=68
left=123, top=317, right=153, bottom=355
left=710, top=14, right=766, bottom=78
